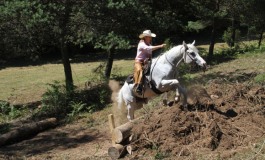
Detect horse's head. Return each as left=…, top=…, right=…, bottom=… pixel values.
left=183, top=41, right=207, bottom=71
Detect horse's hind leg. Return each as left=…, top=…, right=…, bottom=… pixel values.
left=127, top=102, right=144, bottom=121
left=127, top=103, right=135, bottom=121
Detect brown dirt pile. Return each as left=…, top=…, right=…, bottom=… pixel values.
left=131, top=82, right=265, bottom=159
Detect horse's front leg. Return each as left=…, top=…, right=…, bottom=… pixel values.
left=176, top=85, right=187, bottom=107
left=162, top=92, right=168, bottom=106
left=161, top=79, right=187, bottom=107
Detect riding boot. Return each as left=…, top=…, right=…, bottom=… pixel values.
left=135, top=84, right=143, bottom=95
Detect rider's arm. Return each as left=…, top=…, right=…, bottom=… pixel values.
left=139, top=42, right=166, bottom=53
left=151, top=44, right=166, bottom=51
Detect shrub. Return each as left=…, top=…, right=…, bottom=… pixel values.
left=33, top=81, right=71, bottom=119
left=254, top=73, right=265, bottom=84
left=222, top=27, right=241, bottom=47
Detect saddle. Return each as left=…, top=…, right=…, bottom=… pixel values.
left=126, top=58, right=163, bottom=95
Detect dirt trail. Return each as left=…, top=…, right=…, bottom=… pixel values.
left=0, top=120, right=113, bottom=160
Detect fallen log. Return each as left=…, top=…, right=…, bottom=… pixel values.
left=0, top=117, right=57, bottom=147
left=112, top=121, right=133, bottom=144
left=111, top=116, right=144, bottom=144
left=108, top=144, right=127, bottom=159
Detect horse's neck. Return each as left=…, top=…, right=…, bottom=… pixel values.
left=164, top=45, right=184, bottom=66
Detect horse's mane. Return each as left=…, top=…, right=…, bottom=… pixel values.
left=162, top=45, right=182, bottom=55
left=153, top=43, right=198, bottom=61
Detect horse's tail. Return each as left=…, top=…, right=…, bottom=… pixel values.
left=108, top=80, right=127, bottom=125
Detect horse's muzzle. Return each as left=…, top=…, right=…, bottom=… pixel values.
left=202, top=63, right=207, bottom=72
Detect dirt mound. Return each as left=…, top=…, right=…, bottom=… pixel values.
left=131, top=82, right=265, bottom=159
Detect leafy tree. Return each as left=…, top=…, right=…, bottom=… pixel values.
left=242, top=0, right=265, bottom=47
left=79, top=0, right=155, bottom=79
left=223, top=0, right=247, bottom=47
left=190, top=0, right=227, bottom=61
left=0, top=0, right=54, bottom=60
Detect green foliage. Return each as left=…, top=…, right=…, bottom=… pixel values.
left=0, top=0, right=55, bottom=60
left=222, top=27, right=241, bottom=47
left=94, top=31, right=131, bottom=52
left=0, top=101, right=10, bottom=115
left=67, top=101, right=86, bottom=121
left=187, top=20, right=210, bottom=32
left=162, top=38, right=174, bottom=53
left=0, top=101, right=23, bottom=121
left=34, top=81, right=71, bottom=119
left=254, top=73, right=265, bottom=84
left=154, top=151, right=169, bottom=159
left=33, top=76, right=111, bottom=120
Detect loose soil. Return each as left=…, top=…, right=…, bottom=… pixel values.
left=130, top=82, right=265, bottom=159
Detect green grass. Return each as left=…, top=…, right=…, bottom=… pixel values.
left=0, top=60, right=134, bottom=104
left=0, top=41, right=264, bottom=104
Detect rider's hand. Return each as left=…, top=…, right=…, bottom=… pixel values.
left=160, top=44, right=166, bottom=48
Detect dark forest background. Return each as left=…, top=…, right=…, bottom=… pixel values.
left=1, top=0, right=264, bottom=90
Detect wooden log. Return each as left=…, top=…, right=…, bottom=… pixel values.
left=112, top=121, right=133, bottom=144
left=0, top=118, right=57, bottom=147
left=108, top=144, right=127, bottom=159
left=108, top=114, right=115, bottom=133
left=112, top=116, right=144, bottom=144
left=126, top=145, right=133, bottom=155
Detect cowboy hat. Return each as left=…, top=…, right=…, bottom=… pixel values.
left=139, top=30, right=156, bottom=39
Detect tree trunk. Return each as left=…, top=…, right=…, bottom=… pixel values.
left=208, top=17, right=216, bottom=62
left=104, top=49, right=114, bottom=79
left=258, top=30, right=264, bottom=48
left=61, top=41, right=74, bottom=91
left=60, top=0, right=74, bottom=92
left=0, top=118, right=57, bottom=147
left=230, top=18, right=236, bottom=47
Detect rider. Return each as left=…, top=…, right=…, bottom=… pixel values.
left=134, top=30, right=166, bottom=95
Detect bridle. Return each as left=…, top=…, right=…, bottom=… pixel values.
left=165, top=45, right=198, bottom=68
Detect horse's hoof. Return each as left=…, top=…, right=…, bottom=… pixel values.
left=175, top=96, right=180, bottom=102
left=162, top=99, right=167, bottom=106
left=180, top=104, right=188, bottom=111
left=167, top=101, right=174, bottom=107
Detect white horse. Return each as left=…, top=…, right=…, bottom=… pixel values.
left=117, top=41, right=207, bottom=121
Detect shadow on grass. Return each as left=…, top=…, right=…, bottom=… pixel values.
left=0, top=127, right=101, bottom=157
left=0, top=48, right=136, bottom=70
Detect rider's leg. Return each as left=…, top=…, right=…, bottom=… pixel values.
left=133, top=62, right=143, bottom=94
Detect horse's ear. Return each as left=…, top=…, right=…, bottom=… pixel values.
left=192, top=40, right=195, bottom=45
left=183, top=41, right=188, bottom=49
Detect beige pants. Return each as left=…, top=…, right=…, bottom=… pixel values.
left=133, top=62, right=143, bottom=85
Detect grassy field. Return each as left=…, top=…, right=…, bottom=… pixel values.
left=0, top=41, right=264, bottom=104
left=0, top=60, right=134, bottom=104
